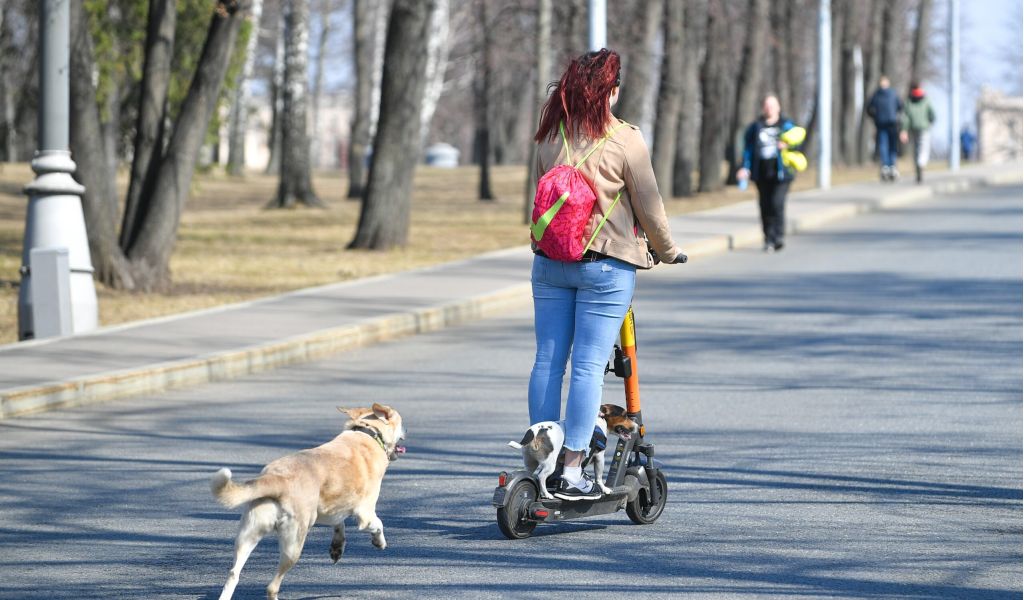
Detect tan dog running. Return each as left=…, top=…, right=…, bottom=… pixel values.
left=210, top=403, right=406, bottom=600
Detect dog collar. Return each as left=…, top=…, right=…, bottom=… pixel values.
left=350, top=425, right=390, bottom=457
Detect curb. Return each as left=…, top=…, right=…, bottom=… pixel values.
left=2, top=167, right=1020, bottom=419
left=0, top=283, right=531, bottom=418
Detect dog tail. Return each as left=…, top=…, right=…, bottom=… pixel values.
left=211, top=468, right=287, bottom=509
left=508, top=429, right=535, bottom=451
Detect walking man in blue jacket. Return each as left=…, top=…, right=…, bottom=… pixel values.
left=866, top=76, right=903, bottom=182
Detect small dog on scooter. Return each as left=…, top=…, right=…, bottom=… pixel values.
left=210, top=403, right=406, bottom=600
left=507, top=403, right=637, bottom=499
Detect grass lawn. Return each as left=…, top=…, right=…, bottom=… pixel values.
left=0, top=159, right=907, bottom=344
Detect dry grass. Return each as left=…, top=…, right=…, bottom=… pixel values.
left=0, top=158, right=912, bottom=344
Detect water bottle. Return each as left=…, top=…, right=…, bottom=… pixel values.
left=738, top=177, right=748, bottom=191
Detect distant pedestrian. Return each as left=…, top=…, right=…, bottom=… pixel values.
left=737, top=95, right=805, bottom=253
left=866, top=76, right=903, bottom=182
left=960, top=126, right=977, bottom=162
left=899, top=82, right=936, bottom=183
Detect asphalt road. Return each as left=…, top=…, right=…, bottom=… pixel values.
left=1, top=184, right=1020, bottom=600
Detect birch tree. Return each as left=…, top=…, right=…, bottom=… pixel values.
left=227, top=0, right=264, bottom=175
left=270, top=0, right=321, bottom=208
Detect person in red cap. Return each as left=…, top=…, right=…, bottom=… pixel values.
left=900, top=82, right=936, bottom=183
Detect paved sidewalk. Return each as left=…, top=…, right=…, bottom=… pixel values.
left=1, top=162, right=1020, bottom=418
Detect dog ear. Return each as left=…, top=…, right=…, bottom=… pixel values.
left=371, top=403, right=394, bottom=420
left=337, top=407, right=368, bottom=421
left=598, top=404, right=610, bottom=418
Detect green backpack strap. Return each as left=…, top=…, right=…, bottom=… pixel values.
left=582, top=188, right=623, bottom=254
left=559, top=121, right=628, bottom=168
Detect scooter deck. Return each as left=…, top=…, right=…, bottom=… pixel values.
left=530, top=485, right=631, bottom=522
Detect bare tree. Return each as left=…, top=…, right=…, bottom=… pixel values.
left=227, top=0, right=265, bottom=176
left=271, top=0, right=322, bottom=208
left=698, top=0, right=732, bottom=192
left=265, top=9, right=285, bottom=174
left=909, top=0, right=933, bottom=85
left=310, top=0, right=333, bottom=170
left=726, top=0, right=769, bottom=184
left=474, top=0, right=495, bottom=201
left=651, top=0, right=685, bottom=195
left=614, top=0, right=663, bottom=127
left=858, top=0, right=884, bottom=163
left=348, top=0, right=437, bottom=249
left=524, top=0, right=552, bottom=224
left=673, top=0, right=706, bottom=197
left=346, top=0, right=381, bottom=199
left=420, top=0, right=450, bottom=144
left=70, top=0, right=248, bottom=291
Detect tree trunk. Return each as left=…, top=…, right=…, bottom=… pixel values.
left=272, top=0, right=322, bottom=208
left=615, top=0, right=662, bottom=127
left=769, top=0, right=791, bottom=113
left=121, top=0, right=176, bottom=251
left=698, top=0, right=730, bottom=193
left=651, top=0, right=684, bottom=196
left=310, top=0, right=331, bottom=169
left=419, top=0, right=449, bottom=144
left=726, top=0, right=769, bottom=184
left=347, top=0, right=375, bottom=199
left=227, top=0, right=264, bottom=176
left=69, top=0, right=134, bottom=289
left=524, top=0, right=552, bottom=224
left=909, top=0, right=932, bottom=85
left=348, top=0, right=436, bottom=249
left=474, top=0, right=494, bottom=201
left=838, top=1, right=863, bottom=164
left=858, top=0, right=883, bottom=163
left=673, top=0, right=706, bottom=197
left=126, top=1, right=247, bottom=290
left=880, top=0, right=903, bottom=90
left=265, top=10, right=285, bottom=174
left=830, top=0, right=844, bottom=165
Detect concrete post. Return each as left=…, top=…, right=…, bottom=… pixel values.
left=817, top=0, right=832, bottom=189
left=948, top=0, right=960, bottom=171
left=589, top=0, right=606, bottom=51
left=18, top=0, right=98, bottom=341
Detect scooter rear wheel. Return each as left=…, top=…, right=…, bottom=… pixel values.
left=626, top=469, right=667, bottom=524
left=497, top=480, right=539, bottom=539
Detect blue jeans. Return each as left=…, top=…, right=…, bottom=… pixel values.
left=529, top=254, right=636, bottom=451
left=876, top=124, right=899, bottom=167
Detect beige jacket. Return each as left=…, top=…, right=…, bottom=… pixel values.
left=532, top=119, right=681, bottom=269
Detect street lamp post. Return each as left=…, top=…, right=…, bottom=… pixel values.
left=17, top=0, right=98, bottom=340
left=948, top=0, right=960, bottom=171
left=817, top=0, right=832, bottom=189
left=588, top=0, right=606, bottom=51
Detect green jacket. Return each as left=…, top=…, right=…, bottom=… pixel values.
left=901, top=97, right=935, bottom=132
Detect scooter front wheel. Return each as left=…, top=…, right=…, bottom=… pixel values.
left=497, top=480, right=539, bottom=539
left=626, top=469, right=667, bottom=524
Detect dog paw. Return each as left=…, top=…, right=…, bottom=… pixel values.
left=330, top=541, right=346, bottom=563
left=598, top=483, right=612, bottom=494
left=372, top=535, right=387, bottom=550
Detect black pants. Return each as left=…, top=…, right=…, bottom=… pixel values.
left=755, top=178, right=790, bottom=247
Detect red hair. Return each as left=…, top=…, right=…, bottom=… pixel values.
left=534, top=49, right=621, bottom=143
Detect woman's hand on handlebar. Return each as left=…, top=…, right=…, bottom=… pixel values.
left=650, top=246, right=688, bottom=265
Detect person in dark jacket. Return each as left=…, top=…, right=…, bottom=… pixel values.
left=866, top=76, right=903, bottom=181
left=737, top=95, right=802, bottom=253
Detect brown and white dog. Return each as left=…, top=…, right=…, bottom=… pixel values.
left=210, top=403, right=406, bottom=600
left=508, top=403, right=637, bottom=499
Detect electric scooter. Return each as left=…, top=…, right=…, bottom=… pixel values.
left=493, top=303, right=670, bottom=539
